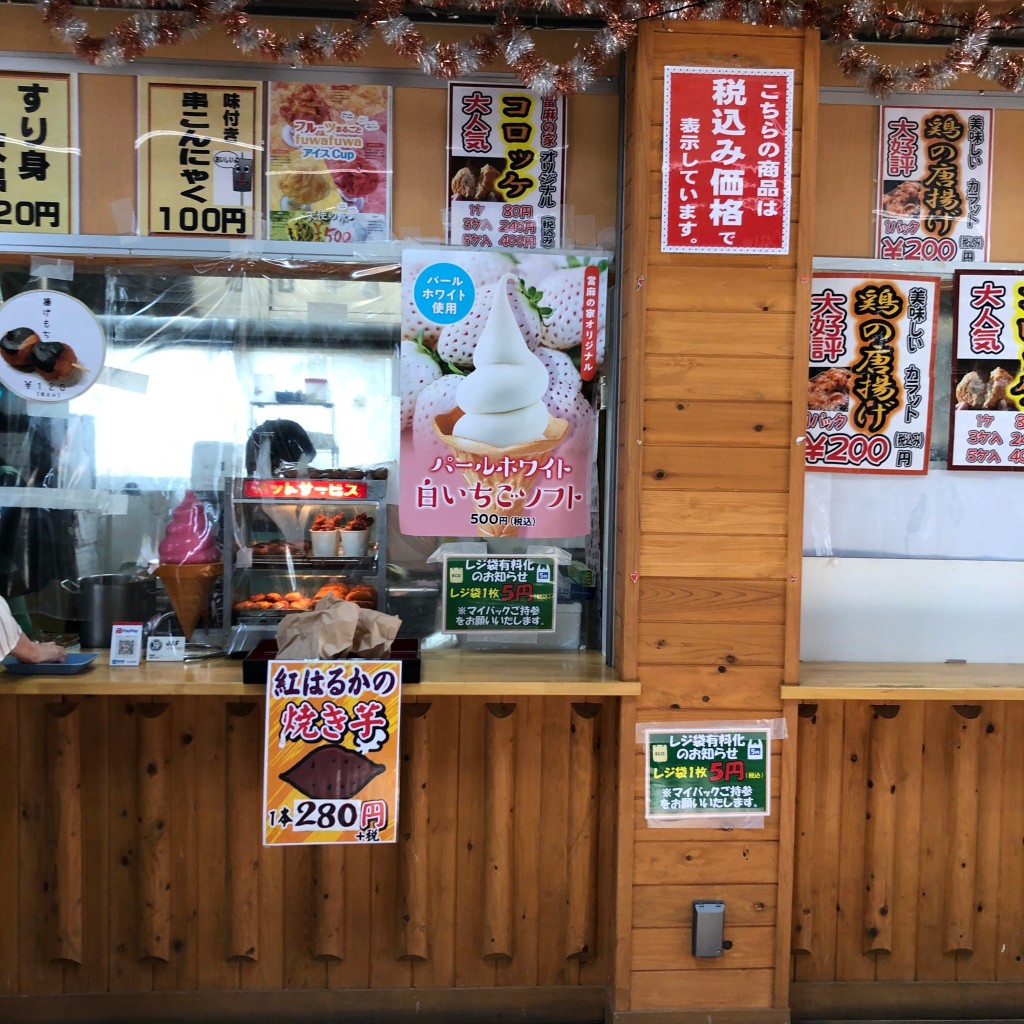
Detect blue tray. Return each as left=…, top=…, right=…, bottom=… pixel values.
left=2, top=652, right=98, bottom=675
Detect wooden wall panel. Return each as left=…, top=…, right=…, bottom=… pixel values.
left=614, top=19, right=815, bottom=1016
left=643, top=401, right=794, bottom=449
left=791, top=701, right=1024, bottom=991
left=0, top=694, right=619, bottom=1000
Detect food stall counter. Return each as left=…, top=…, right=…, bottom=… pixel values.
left=0, top=649, right=639, bottom=697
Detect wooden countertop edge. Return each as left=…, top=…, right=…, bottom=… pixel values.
left=0, top=650, right=640, bottom=698
left=783, top=661, right=1024, bottom=701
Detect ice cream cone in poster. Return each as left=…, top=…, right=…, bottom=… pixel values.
left=399, top=251, right=608, bottom=539
left=154, top=562, right=222, bottom=641
left=432, top=408, right=568, bottom=538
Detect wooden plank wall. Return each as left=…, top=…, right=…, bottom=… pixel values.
left=0, top=693, right=619, bottom=1005
left=790, top=700, right=1024, bottom=1016
left=614, top=20, right=818, bottom=1019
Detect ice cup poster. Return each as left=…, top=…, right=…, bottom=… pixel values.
left=267, top=82, right=391, bottom=243
left=399, top=250, right=608, bottom=539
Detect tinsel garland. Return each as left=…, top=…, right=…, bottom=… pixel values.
left=33, top=0, right=1024, bottom=96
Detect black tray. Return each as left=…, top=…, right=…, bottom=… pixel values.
left=242, top=637, right=421, bottom=685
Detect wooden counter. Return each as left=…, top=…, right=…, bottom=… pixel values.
left=0, top=649, right=639, bottom=697
left=785, top=661, right=1024, bottom=701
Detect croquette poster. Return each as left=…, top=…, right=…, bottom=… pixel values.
left=267, top=82, right=391, bottom=244
left=399, top=249, right=607, bottom=539
left=876, top=106, right=992, bottom=262
left=263, top=660, right=401, bottom=846
left=806, top=273, right=939, bottom=475
left=446, top=83, right=567, bottom=250
left=948, top=269, right=1024, bottom=471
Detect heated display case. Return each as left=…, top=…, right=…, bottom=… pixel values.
left=223, top=475, right=387, bottom=652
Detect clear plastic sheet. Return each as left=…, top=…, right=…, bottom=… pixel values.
left=0, top=253, right=608, bottom=650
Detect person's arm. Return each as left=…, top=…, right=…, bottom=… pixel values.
left=9, top=633, right=67, bottom=664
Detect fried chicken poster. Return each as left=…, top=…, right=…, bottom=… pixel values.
left=876, top=106, right=992, bottom=262
left=267, top=82, right=391, bottom=244
left=446, top=84, right=566, bottom=251
left=806, top=273, right=939, bottom=474
left=948, top=269, right=1024, bottom=471
left=263, top=660, right=401, bottom=846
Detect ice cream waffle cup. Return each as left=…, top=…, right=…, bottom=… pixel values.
left=155, top=562, right=223, bottom=642
left=433, top=408, right=569, bottom=538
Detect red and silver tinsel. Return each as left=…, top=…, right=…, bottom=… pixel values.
left=33, top=0, right=1024, bottom=96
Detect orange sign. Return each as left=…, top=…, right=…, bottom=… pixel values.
left=263, top=659, right=401, bottom=845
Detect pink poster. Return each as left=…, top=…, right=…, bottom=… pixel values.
left=398, top=250, right=608, bottom=539
left=661, top=66, right=793, bottom=255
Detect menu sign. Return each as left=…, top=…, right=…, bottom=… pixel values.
left=398, top=248, right=607, bottom=539
left=0, top=72, right=75, bottom=234
left=267, top=82, right=391, bottom=243
left=644, top=727, right=771, bottom=821
left=0, top=290, right=105, bottom=402
left=138, top=78, right=262, bottom=237
left=447, top=83, right=566, bottom=251
left=661, top=66, right=793, bottom=254
left=806, top=274, right=939, bottom=474
left=263, top=659, right=401, bottom=846
left=876, top=106, right=992, bottom=262
left=443, top=555, right=556, bottom=632
left=949, top=269, right=1024, bottom=470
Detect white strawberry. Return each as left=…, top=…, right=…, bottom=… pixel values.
left=471, top=253, right=521, bottom=287
left=537, top=348, right=581, bottom=396
left=516, top=254, right=566, bottom=292
left=400, top=339, right=442, bottom=430
left=545, top=381, right=596, bottom=447
left=412, top=374, right=462, bottom=465
left=436, top=277, right=545, bottom=368
left=539, top=265, right=608, bottom=366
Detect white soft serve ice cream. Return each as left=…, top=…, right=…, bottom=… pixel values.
left=452, top=274, right=550, bottom=447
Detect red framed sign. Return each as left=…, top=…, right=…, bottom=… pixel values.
left=661, top=66, right=793, bottom=255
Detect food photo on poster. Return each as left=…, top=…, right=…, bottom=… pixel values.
left=398, top=249, right=608, bottom=542
left=267, top=81, right=391, bottom=244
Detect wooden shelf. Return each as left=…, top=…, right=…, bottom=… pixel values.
left=0, top=649, right=638, bottom=698
left=785, top=661, right=1024, bottom=701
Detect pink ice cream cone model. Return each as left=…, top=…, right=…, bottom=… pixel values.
left=433, top=274, right=568, bottom=538
left=155, top=490, right=222, bottom=641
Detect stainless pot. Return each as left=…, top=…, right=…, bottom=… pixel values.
left=61, top=573, right=159, bottom=648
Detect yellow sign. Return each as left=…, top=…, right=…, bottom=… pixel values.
left=0, top=72, right=75, bottom=234
left=263, top=660, right=401, bottom=845
left=138, top=78, right=262, bottom=237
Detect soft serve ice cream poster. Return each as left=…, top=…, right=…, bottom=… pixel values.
left=399, top=250, right=608, bottom=538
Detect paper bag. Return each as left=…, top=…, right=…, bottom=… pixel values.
left=276, top=596, right=402, bottom=660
